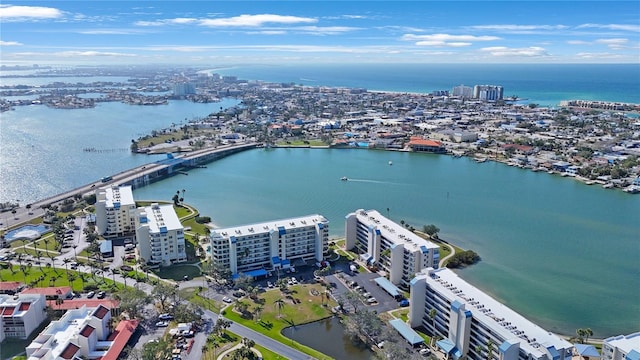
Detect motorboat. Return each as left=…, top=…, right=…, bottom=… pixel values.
left=340, top=176, right=348, bottom=181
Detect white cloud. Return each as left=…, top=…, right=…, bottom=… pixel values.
left=0, top=5, right=63, bottom=20
left=247, top=30, right=287, bottom=35
left=471, top=24, right=568, bottom=31
left=415, top=41, right=471, bottom=47
left=199, top=14, right=316, bottom=27
left=402, top=33, right=500, bottom=42
left=480, top=46, right=549, bottom=57
left=578, top=23, right=640, bottom=32
left=596, top=38, right=629, bottom=50
left=0, top=40, right=22, bottom=46
left=575, top=52, right=628, bottom=60
left=169, top=18, right=198, bottom=24
left=567, top=40, right=589, bottom=45
left=56, top=51, right=137, bottom=57
left=79, top=29, right=152, bottom=35
left=294, top=26, right=358, bottom=35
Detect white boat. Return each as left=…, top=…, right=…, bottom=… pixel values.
left=623, top=185, right=639, bottom=194
left=602, top=183, right=614, bottom=189
left=340, top=176, right=348, bottom=181
left=388, top=161, right=393, bottom=165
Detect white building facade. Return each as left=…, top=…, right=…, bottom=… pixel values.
left=0, top=293, right=46, bottom=341
left=452, top=84, right=473, bottom=98
left=344, top=209, right=439, bottom=288
left=209, top=214, right=329, bottom=276
left=26, top=304, right=112, bottom=360
left=473, top=85, right=504, bottom=101
left=409, top=268, right=572, bottom=360
left=135, top=203, right=187, bottom=267
left=95, top=186, right=136, bottom=238
left=601, top=333, right=640, bottom=360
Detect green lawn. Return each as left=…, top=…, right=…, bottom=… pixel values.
left=0, top=264, right=117, bottom=292
left=153, top=264, right=202, bottom=281
left=223, top=283, right=335, bottom=360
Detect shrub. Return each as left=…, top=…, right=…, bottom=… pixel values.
left=195, top=216, right=211, bottom=224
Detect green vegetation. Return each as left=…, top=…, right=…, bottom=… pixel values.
left=446, top=250, right=481, bottom=268
left=0, top=264, right=116, bottom=292
left=153, top=264, right=202, bottom=281
left=223, top=283, right=335, bottom=360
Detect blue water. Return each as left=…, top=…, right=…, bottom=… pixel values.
left=213, top=63, right=640, bottom=106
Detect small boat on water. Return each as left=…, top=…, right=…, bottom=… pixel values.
left=388, top=161, right=393, bottom=165
left=623, top=185, right=639, bottom=194
left=340, top=176, right=348, bottom=181
left=475, top=157, right=487, bottom=163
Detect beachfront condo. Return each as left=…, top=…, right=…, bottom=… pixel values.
left=209, top=214, right=329, bottom=277
left=409, top=267, right=572, bottom=360
left=345, top=209, right=440, bottom=288
left=0, top=293, right=46, bottom=341
left=134, top=203, right=187, bottom=267
left=95, top=185, right=136, bottom=238
left=601, top=333, right=640, bottom=360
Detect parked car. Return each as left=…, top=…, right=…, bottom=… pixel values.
left=399, top=299, right=410, bottom=307
left=222, top=297, right=233, bottom=303
left=155, top=321, right=169, bottom=327
left=97, top=291, right=106, bottom=299
left=267, top=281, right=273, bottom=288
left=158, top=313, right=174, bottom=320
left=366, top=297, right=377, bottom=304
left=86, top=291, right=95, bottom=298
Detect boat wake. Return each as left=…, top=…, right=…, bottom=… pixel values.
left=347, top=178, right=398, bottom=185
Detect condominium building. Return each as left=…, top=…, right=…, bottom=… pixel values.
left=473, top=85, right=504, bottom=101
left=601, top=333, right=640, bottom=360
left=26, top=304, right=137, bottom=360
left=209, top=214, right=329, bottom=276
left=452, top=84, right=473, bottom=98
left=95, top=185, right=136, bottom=238
left=409, top=268, right=572, bottom=360
left=344, top=209, right=440, bottom=288
left=134, top=203, right=187, bottom=267
left=0, top=293, right=46, bottom=341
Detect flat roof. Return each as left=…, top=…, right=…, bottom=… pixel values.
left=389, top=319, right=424, bottom=345
left=211, top=214, right=328, bottom=238
left=353, top=209, right=439, bottom=252
left=103, top=186, right=135, bottom=208
left=604, top=332, right=640, bottom=353
left=421, top=268, right=572, bottom=357
left=374, top=277, right=401, bottom=298
left=140, top=203, right=183, bottom=232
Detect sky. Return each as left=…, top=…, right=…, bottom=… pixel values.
left=1, top=1, right=639, bottom=66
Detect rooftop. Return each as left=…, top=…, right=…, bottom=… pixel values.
left=422, top=268, right=572, bottom=357
left=139, top=203, right=183, bottom=233
left=211, top=214, right=328, bottom=238
left=604, top=332, right=640, bottom=353
left=103, top=185, right=135, bottom=208
left=354, top=209, right=439, bottom=252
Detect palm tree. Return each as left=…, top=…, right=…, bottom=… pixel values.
left=254, top=305, right=263, bottom=322
left=273, top=298, right=285, bottom=318
left=475, top=345, right=484, bottom=358
left=72, top=244, right=78, bottom=262
left=486, top=339, right=494, bottom=360
left=429, top=308, right=437, bottom=332
left=181, top=189, right=186, bottom=203
left=584, top=328, right=593, bottom=343
left=43, top=238, right=50, bottom=257
left=576, top=328, right=586, bottom=343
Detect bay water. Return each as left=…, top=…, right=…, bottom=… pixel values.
left=1, top=64, right=639, bottom=337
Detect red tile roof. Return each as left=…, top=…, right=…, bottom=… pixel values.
left=93, top=305, right=109, bottom=319
left=0, top=282, right=23, bottom=291
left=46, top=299, right=119, bottom=311
left=60, top=343, right=80, bottom=360
left=99, top=319, right=139, bottom=360
left=1, top=306, right=15, bottom=316
left=80, top=324, right=95, bottom=338
left=409, top=138, right=443, bottom=147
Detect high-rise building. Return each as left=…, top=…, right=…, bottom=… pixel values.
left=601, top=333, right=640, bottom=360
left=95, top=186, right=136, bottom=238
left=134, top=203, right=187, bottom=267
left=409, top=268, right=572, bottom=360
left=473, top=85, right=504, bottom=101
left=0, top=293, right=46, bottom=341
left=172, top=82, right=196, bottom=96
left=209, top=214, right=329, bottom=276
left=344, top=209, right=439, bottom=288
left=452, top=84, right=473, bottom=98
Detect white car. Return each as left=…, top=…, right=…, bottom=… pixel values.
left=158, top=313, right=174, bottom=320
left=367, top=297, right=377, bottom=304
left=222, top=297, right=233, bottom=303
left=155, top=321, right=169, bottom=327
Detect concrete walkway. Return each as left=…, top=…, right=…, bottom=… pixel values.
left=216, top=342, right=262, bottom=360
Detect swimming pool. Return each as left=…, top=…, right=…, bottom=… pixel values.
left=4, top=224, right=51, bottom=242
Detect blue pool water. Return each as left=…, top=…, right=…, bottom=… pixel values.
left=4, top=224, right=51, bottom=242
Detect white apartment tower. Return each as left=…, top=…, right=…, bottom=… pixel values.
left=95, top=185, right=136, bottom=238
left=601, top=333, right=640, bottom=360
left=210, top=214, right=329, bottom=276
left=473, top=85, right=504, bottom=101
left=409, top=268, right=573, bottom=360
left=452, top=84, right=473, bottom=98
left=344, top=209, right=439, bottom=288
left=0, top=294, right=46, bottom=341
left=135, top=203, right=187, bottom=266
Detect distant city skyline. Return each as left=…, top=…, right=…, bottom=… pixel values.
left=1, top=1, right=639, bottom=65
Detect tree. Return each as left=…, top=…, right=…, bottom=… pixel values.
left=214, top=317, right=231, bottom=337
left=253, top=305, right=263, bottom=322
left=273, top=298, right=285, bottom=317
left=423, top=224, right=440, bottom=239
left=428, top=308, right=437, bottom=335
left=172, top=194, right=180, bottom=206
left=152, top=281, right=177, bottom=311
left=141, top=336, right=173, bottom=360
left=486, top=339, right=494, bottom=360
left=112, top=287, right=151, bottom=319
left=584, top=328, right=593, bottom=343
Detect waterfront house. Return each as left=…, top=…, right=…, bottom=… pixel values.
left=408, top=137, right=446, bottom=153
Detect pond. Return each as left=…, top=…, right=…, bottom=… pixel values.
left=282, top=317, right=375, bottom=360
